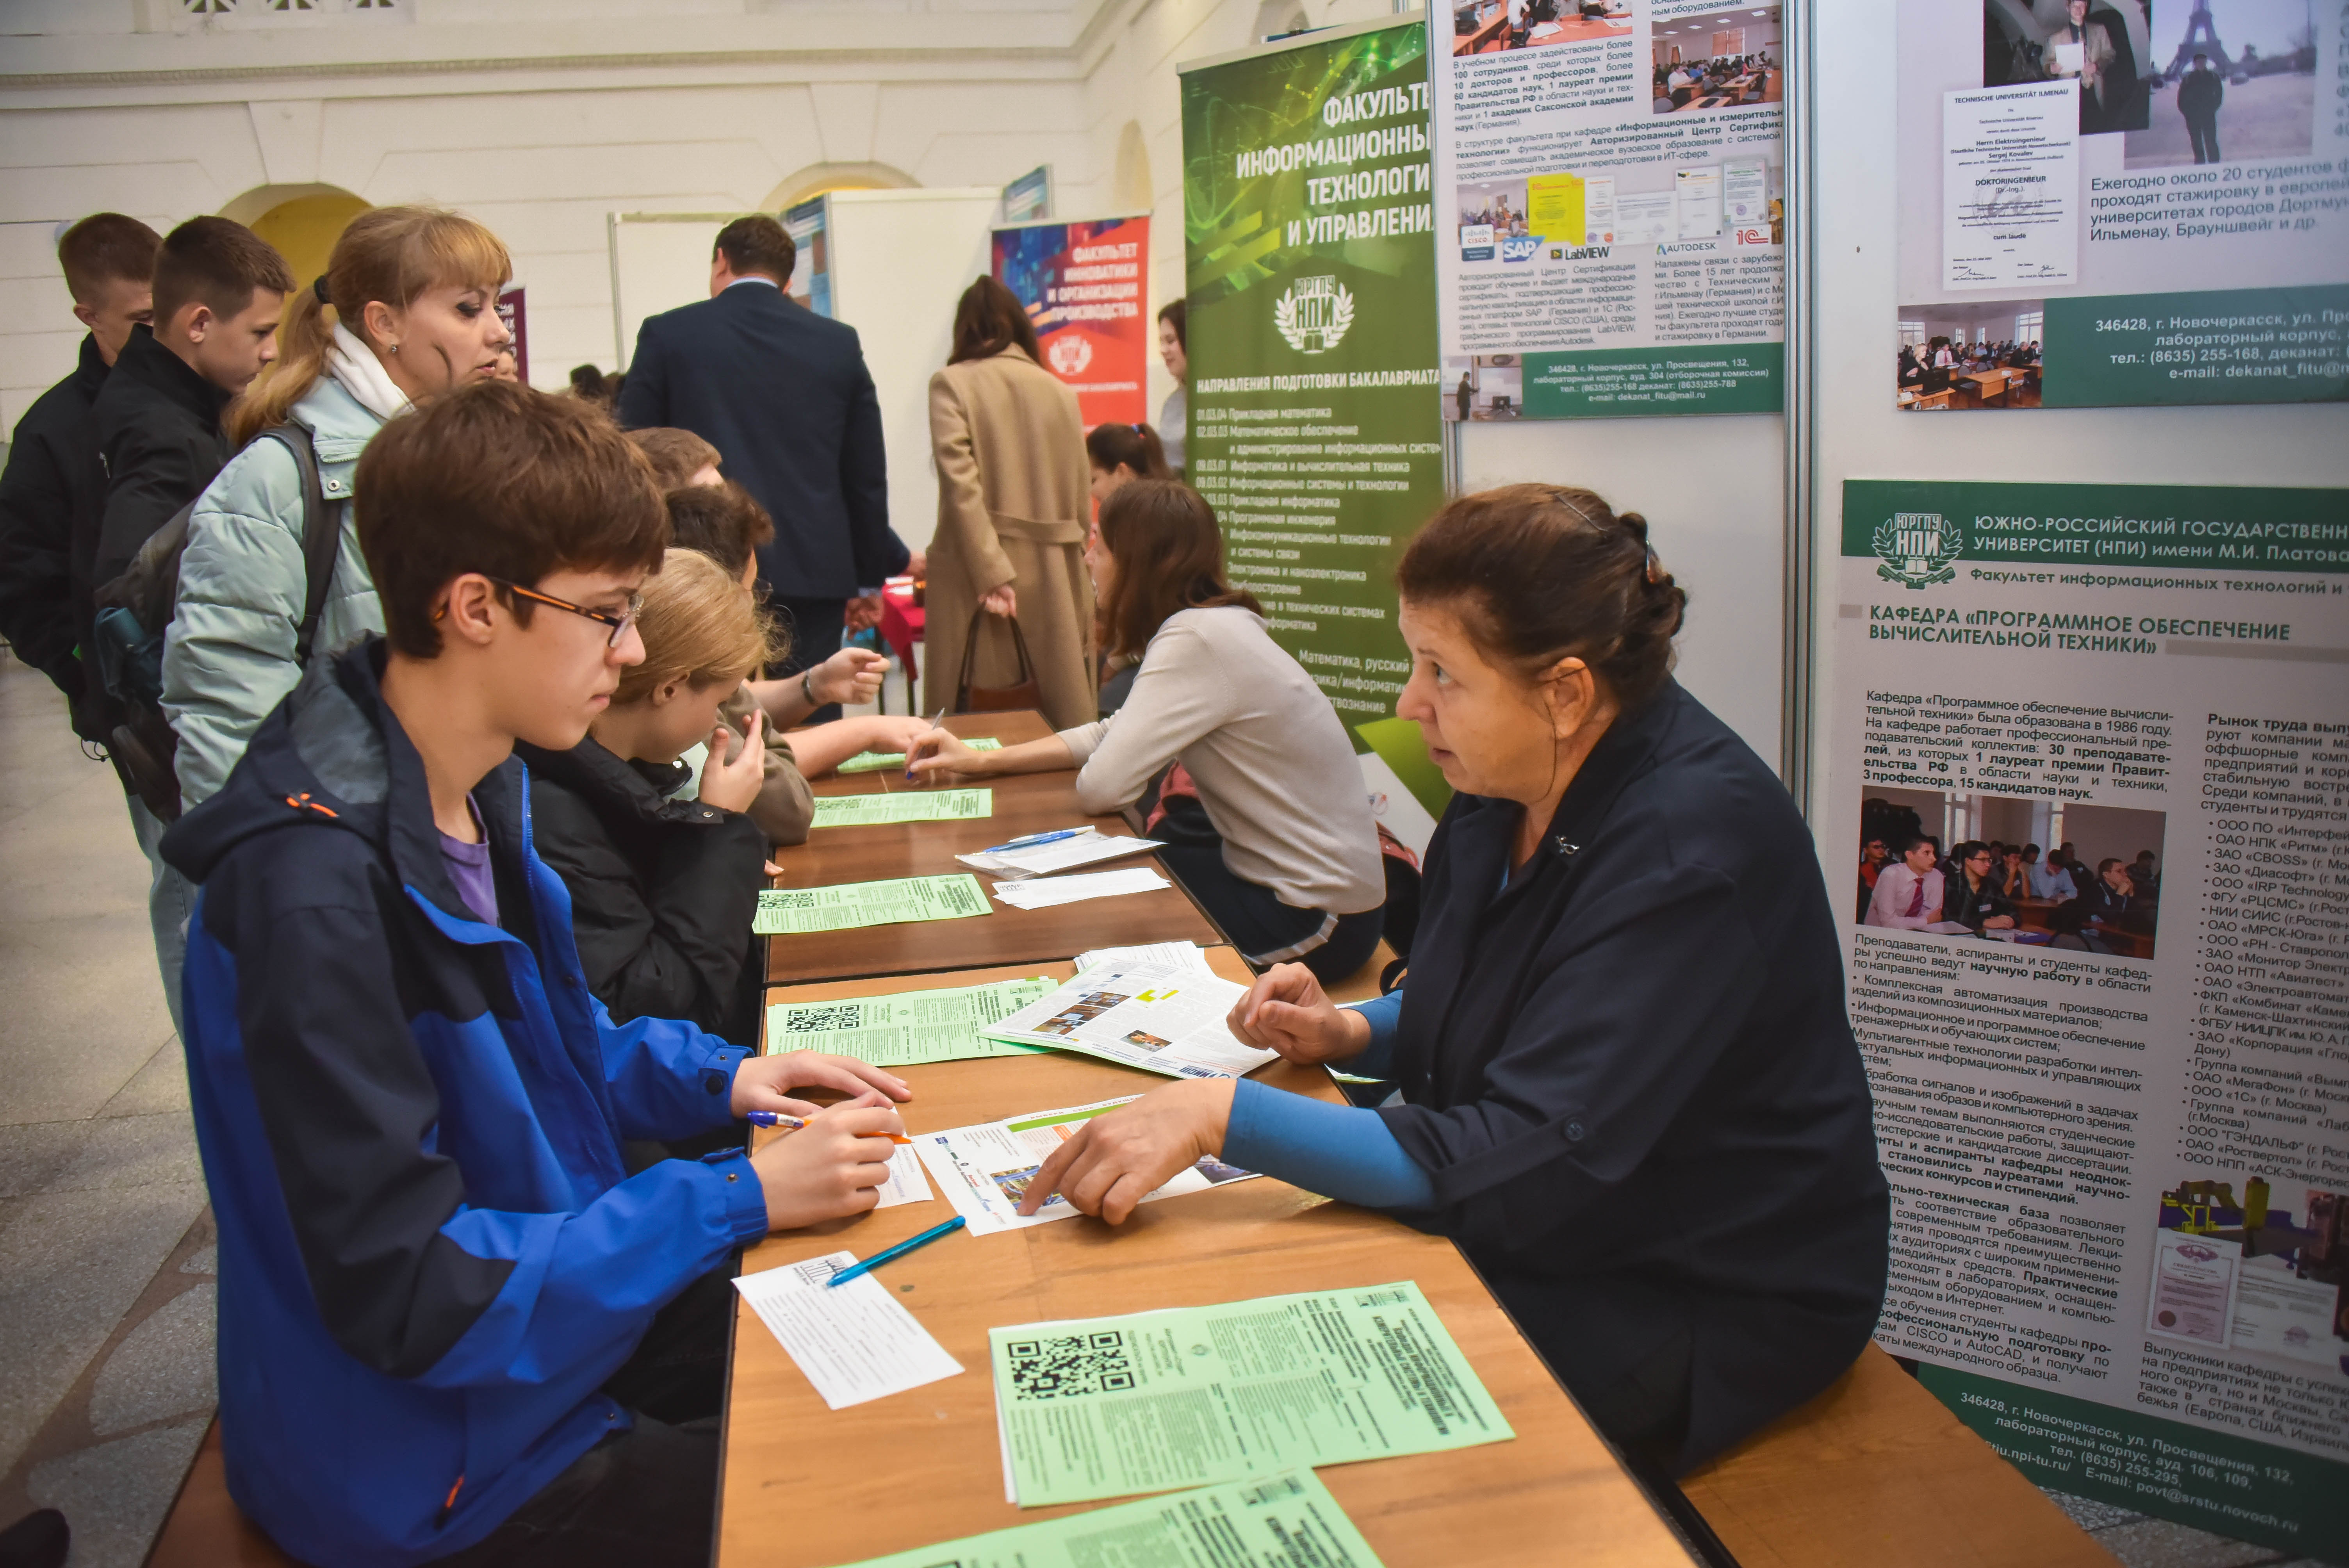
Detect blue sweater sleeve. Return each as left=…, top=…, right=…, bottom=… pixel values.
left=1342, top=990, right=1403, bottom=1078
left=1223, top=1077, right=1435, bottom=1209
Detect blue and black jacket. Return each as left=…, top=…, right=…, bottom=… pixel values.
left=161, top=638, right=769, bottom=1567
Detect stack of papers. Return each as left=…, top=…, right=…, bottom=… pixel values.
left=765, top=978, right=1056, bottom=1067
left=754, top=874, right=992, bottom=935
left=914, top=1096, right=1257, bottom=1235
left=836, top=736, right=1003, bottom=773
left=730, top=1250, right=963, bottom=1409
left=978, top=959, right=1275, bottom=1077
left=990, top=868, right=1171, bottom=910
left=990, top=1283, right=1512, bottom=1505
left=957, top=827, right=1161, bottom=878
left=1074, top=940, right=1215, bottom=976
left=810, top=788, right=991, bottom=828
left=834, top=1471, right=1385, bottom=1568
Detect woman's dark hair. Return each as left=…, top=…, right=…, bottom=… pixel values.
left=664, top=480, right=774, bottom=579
left=948, top=276, right=1042, bottom=365
left=1094, top=480, right=1259, bottom=661
left=1085, top=421, right=1170, bottom=479
left=1157, top=297, right=1186, bottom=349
left=1395, top=483, right=1686, bottom=706
left=569, top=363, right=616, bottom=405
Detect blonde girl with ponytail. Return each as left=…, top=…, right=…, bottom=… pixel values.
left=163, top=207, right=512, bottom=809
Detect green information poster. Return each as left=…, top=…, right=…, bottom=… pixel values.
left=1825, top=478, right=2349, bottom=1558
left=1179, top=20, right=1443, bottom=728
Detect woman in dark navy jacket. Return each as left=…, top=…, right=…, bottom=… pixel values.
left=1016, top=483, right=1889, bottom=1472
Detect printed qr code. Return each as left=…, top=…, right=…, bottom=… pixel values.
left=766, top=891, right=818, bottom=909
left=1003, top=1331, right=1137, bottom=1400
left=781, top=1004, right=863, bottom=1033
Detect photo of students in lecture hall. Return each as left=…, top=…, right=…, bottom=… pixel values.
left=1858, top=787, right=2164, bottom=958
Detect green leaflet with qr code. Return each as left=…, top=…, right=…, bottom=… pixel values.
left=989, top=1281, right=1512, bottom=1507
left=753, top=875, right=993, bottom=935
left=763, top=978, right=1055, bottom=1067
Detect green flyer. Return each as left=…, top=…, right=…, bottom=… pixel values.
left=836, top=737, right=1002, bottom=773
left=752, top=875, right=992, bottom=935
left=834, top=1470, right=1385, bottom=1568
left=764, top=977, right=1054, bottom=1067
left=992, top=1281, right=1511, bottom=1506
left=809, top=789, right=992, bottom=828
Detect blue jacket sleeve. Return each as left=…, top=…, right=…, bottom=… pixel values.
left=839, top=332, right=898, bottom=587
left=612, top=324, right=666, bottom=430
left=592, top=998, right=749, bottom=1142
left=1223, top=1078, right=1435, bottom=1210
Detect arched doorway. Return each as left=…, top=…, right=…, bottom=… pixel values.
left=219, top=184, right=371, bottom=288
left=759, top=162, right=919, bottom=213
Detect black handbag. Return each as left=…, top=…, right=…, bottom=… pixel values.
left=954, top=612, right=1044, bottom=713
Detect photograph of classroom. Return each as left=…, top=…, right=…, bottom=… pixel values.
left=1453, top=177, right=1533, bottom=244
left=1896, top=300, right=2046, bottom=409
left=1450, top=0, right=1633, bottom=57
left=1857, top=788, right=2165, bottom=958
left=1443, top=355, right=1527, bottom=419
left=1653, top=7, right=1783, bottom=112
left=1983, top=0, right=2157, bottom=133
left=2123, top=0, right=2317, bottom=167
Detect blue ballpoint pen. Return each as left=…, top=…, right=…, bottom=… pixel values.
left=825, top=1215, right=966, bottom=1288
left=983, top=828, right=1086, bottom=854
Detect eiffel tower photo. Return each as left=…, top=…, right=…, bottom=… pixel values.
left=2166, top=0, right=2231, bottom=76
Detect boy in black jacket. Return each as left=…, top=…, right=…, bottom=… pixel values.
left=0, top=213, right=157, bottom=728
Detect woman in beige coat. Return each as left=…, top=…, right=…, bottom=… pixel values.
left=923, top=276, right=1096, bottom=730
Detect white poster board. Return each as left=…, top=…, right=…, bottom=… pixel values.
left=826, top=188, right=1003, bottom=555
left=607, top=212, right=734, bottom=372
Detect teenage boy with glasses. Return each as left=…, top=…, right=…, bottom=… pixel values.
left=161, top=381, right=911, bottom=1568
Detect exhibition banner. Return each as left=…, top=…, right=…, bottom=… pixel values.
left=992, top=216, right=1150, bottom=427
left=1893, top=0, right=2348, bottom=411
left=1827, top=478, right=2348, bottom=1557
left=784, top=196, right=832, bottom=318
left=1179, top=19, right=1444, bottom=761
left=1431, top=0, right=1786, bottom=420
left=496, top=286, right=527, bottom=384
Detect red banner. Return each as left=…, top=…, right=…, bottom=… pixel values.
left=991, top=216, right=1149, bottom=428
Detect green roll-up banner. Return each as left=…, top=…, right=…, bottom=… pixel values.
left=1179, top=19, right=1443, bottom=774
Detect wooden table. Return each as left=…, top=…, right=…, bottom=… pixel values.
left=768, top=711, right=1223, bottom=984
left=719, top=955, right=1697, bottom=1568
left=1959, top=369, right=2010, bottom=406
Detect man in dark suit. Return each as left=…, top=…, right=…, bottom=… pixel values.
left=616, top=216, right=911, bottom=719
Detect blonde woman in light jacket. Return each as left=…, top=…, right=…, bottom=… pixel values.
left=164, top=207, right=512, bottom=808
left=921, top=276, right=1094, bottom=731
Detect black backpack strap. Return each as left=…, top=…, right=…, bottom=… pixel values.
left=257, top=422, right=342, bottom=668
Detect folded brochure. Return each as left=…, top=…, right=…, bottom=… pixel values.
left=992, top=1281, right=1512, bottom=1506
left=979, top=959, right=1276, bottom=1078
left=829, top=1469, right=1385, bottom=1568
left=914, top=1095, right=1257, bottom=1235
left=810, top=788, right=991, bottom=827
left=957, top=827, right=1161, bottom=878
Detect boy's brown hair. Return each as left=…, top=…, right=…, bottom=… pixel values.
left=150, top=216, right=295, bottom=328
left=615, top=548, right=784, bottom=706
left=357, top=380, right=670, bottom=658
left=627, top=427, right=723, bottom=490
left=663, top=481, right=773, bottom=579
left=57, top=213, right=162, bottom=303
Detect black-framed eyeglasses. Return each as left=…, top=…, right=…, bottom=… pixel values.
left=482, top=576, right=641, bottom=647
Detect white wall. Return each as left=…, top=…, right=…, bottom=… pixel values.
left=0, top=0, right=1403, bottom=435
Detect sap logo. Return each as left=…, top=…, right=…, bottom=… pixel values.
left=1732, top=226, right=1774, bottom=246
left=1500, top=235, right=1543, bottom=263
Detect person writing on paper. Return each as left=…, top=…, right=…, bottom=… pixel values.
left=1004, top=484, right=1889, bottom=1475
left=922, top=275, right=1095, bottom=729
left=907, top=479, right=1387, bottom=982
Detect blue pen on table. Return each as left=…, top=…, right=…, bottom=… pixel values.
left=905, top=707, right=947, bottom=780
left=825, top=1215, right=966, bottom=1288
left=982, top=828, right=1087, bottom=855
left=746, top=1110, right=912, bottom=1144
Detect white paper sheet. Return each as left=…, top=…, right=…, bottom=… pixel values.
left=913, top=1097, right=1258, bottom=1237
left=991, top=868, right=1172, bottom=909
left=872, top=1142, right=935, bottom=1208
left=1941, top=81, right=2078, bottom=290
left=958, top=829, right=1163, bottom=879
left=1074, top=941, right=1216, bottom=977
left=2145, top=1230, right=2240, bottom=1347
left=731, top=1250, right=964, bottom=1409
